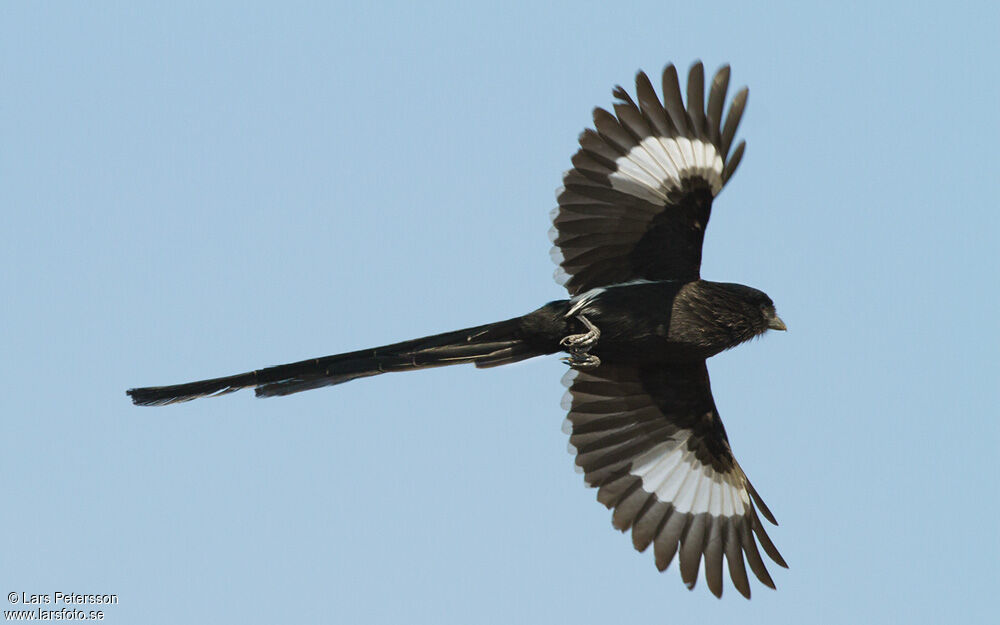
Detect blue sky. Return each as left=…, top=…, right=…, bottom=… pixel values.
left=2, top=1, right=997, bottom=623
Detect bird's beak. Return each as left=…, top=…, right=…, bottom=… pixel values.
left=767, top=315, right=787, bottom=332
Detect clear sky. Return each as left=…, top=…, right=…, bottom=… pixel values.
left=2, top=1, right=997, bottom=623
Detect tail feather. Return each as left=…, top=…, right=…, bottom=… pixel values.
left=254, top=337, right=526, bottom=398
left=127, top=316, right=551, bottom=406
left=126, top=372, right=258, bottom=406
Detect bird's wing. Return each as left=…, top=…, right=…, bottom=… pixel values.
left=551, top=62, right=747, bottom=294
left=561, top=362, right=785, bottom=598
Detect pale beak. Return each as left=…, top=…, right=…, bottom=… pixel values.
left=767, top=315, right=787, bottom=332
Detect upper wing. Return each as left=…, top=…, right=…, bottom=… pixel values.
left=551, top=62, right=748, bottom=294
left=561, top=362, right=785, bottom=598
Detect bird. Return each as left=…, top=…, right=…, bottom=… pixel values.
left=128, top=61, right=787, bottom=598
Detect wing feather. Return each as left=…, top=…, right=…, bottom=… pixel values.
left=552, top=62, right=750, bottom=294
left=562, top=363, right=783, bottom=598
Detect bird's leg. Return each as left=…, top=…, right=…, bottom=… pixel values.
left=561, top=315, right=601, bottom=369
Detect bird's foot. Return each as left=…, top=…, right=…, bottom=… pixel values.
left=561, top=315, right=600, bottom=350
left=561, top=315, right=601, bottom=369
left=561, top=353, right=601, bottom=369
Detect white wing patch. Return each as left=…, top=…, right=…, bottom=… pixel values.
left=565, top=279, right=656, bottom=318
left=609, top=137, right=724, bottom=204
left=565, top=286, right=607, bottom=317
left=560, top=367, right=750, bottom=513
left=629, top=439, right=750, bottom=517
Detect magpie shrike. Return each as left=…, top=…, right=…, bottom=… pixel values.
left=128, top=62, right=787, bottom=598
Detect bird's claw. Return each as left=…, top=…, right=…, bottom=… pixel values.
left=561, top=353, right=601, bottom=369
left=561, top=315, right=601, bottom=369
left=560, top=315, right=600, bottom=350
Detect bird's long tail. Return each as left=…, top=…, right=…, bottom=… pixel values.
left=127, top=314, right=556, bottom=406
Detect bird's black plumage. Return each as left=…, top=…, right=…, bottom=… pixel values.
left=128, top=61, right=787, bottom=599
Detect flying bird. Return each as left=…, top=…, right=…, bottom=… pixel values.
left=128, top=61, right=787, bottom=598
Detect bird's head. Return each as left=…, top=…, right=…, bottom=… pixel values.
left=734, top=284, right=787, bottom=338
left=676, top=282, right=786, bottom=355
left=758, top=295, right=787, bottom=333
